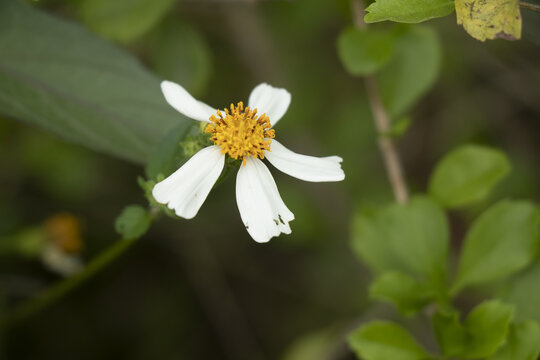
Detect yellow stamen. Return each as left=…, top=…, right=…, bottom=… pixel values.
left=205, top=102, right=275, bottom=165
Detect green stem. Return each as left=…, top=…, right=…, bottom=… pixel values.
left=520, top=1, right=540, bottom=12
left=6, top=237, right=137, bottom=326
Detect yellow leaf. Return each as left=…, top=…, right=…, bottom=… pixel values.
left=455, top=0, right=522, bottom=41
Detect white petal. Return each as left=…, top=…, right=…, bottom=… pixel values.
left=248, top=83, right=291, bottom=127
left=152, top=145, right=225, bottom=219
left=265, top=140, right=345, bottom=182
left=236, top=158, right=294, bottom=243
left=161, top=80, right=217, bottom=122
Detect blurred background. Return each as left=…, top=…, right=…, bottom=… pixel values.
left=1, top=0, right=540, bottom=359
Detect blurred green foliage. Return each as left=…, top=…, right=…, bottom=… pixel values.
left=0, top=0, right=539, bottom=359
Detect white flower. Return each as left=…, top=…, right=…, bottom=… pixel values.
left=153, top=81, right=345, bottom=243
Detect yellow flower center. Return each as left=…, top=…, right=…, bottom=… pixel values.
left=205, top=102, right=275, bottom=165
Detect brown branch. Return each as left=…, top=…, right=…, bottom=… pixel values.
left=520, top=1, right=540, bottom=12
left=351, top=0, right=409, bottom=204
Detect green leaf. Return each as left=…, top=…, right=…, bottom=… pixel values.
left=337, top=27, right=395, bottom=76
left=365, top=0, right=455, bottom=24
left=115, top=205, right=152, bottom=240
left=0, top=1, right=190, bottom=164
left=428, top=145, right=511, bottom=208
left=348, top=321, right=429, bottom=360
left=502, top=260, right=540, bottom=323
left=453, top=200, right=540, bottom=294
left=433, top=311, right=466, bottom=357
left=148, top=19, right=213, bottom=97
left=462, top=300, right=514, bottom=358
left=370, top=272, right=434, bottom=316
left=488, top=321, right=540, bottom=360
left=378, top=26, right=441, bottom=118
left=351, top=211, right=406, bottom=274
left=80, top=0, right=175, bottom=43
left=383, top=196, right=448, bottom=277
left=351, top=196, right=449, bottom=278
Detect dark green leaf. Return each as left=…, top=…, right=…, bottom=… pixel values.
left=428, top=145, right=510, bottom=208
left=453, top=200, right=540, bottom=294
left=378, top=26, right=441, bottom=118
left=365, top=0, right=455, bottom=23
left=80, top=0, right=175, bottom=43
left=0, top=0, right=191, bottom=163
left=370, top=272, right=434, bottom=316
left=461, top=300, right=514, bottom=358
left=488, top=321, right=540, bottom=360
left=115, top=205, right=152, bottom=240
left=337, top=27, right=395, bottom=76
left=348, top=321, right=429, bottom=360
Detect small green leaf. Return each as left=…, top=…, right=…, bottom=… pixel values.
left=351, top=211, right=406, bottom=274
left=351, top=196, right=449, bottom=278
left=378, top=26, right=441, bottom=118
left=80, top=0, right=175, bottom=43
left=365, top=0, right=455, bottom=24
left=462, top=300, right=514, bottom=358
left=428, top=145, right=510, bottom=208
left=386, top=116, right=411, bottom=138
left=115, top=205, right=152, bottom=240
left=383, top=196, right=448, bottom=277
left=433, top=311, right=466, bottom=357
left=488, top=321, right=540, bottom=360
left=337, top=27, right=395, bottom=76
left=453, top=200, right=540, bottom=294
left=502, top=260, right=540, bottom=323
left=348, top=321, right=429, bottom=360
left=370, top=272, right=434, bottom=316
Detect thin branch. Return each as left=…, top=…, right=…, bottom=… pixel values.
left=520, top=1, right=540, bottom=12
left=351, top=0, right=409, bottom=204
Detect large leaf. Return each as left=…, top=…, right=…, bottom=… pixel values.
left=428, top=145, right=510, bottom=208
left=348, top=321, right=429, bottom=360
left=0, top=0, right=191, bottom=164
left=378, top=26, right=441, bottom=118
left=365, top=0, right=455, bottom=24
left=80, top=0, right=176, bottom=43
left=453, top=200, right=540, bottom=294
